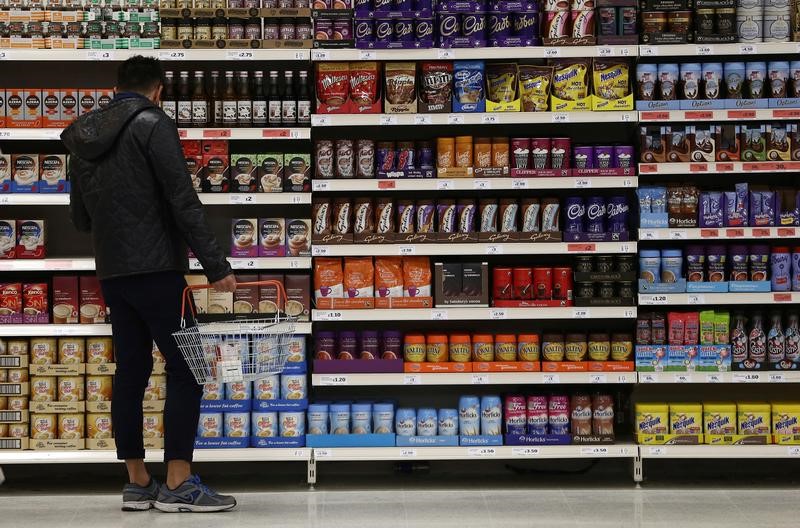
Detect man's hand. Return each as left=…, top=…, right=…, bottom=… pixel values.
left=211, top=274, right=236, bottom=293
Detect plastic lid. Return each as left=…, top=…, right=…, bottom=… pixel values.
left=450, top=334, right=472, bottom=344
left=404, top=334, right=426, bottom=344
left=329, top=403, right=351, bottom=411
left=543, top=333, right=564, bottom=341
left=495, top=334, right=517, bottom=344
left=472, top=334, right=494, bottom=343
left=517, top=334, right=540, bottom=342
left=589, top=333, right=610, bottom=341
left=426, top=334, right=449, bottom=344
left=639, top=249, right=661, bottom=257
left=373, top=403, right=394, bottom=411
left=351, top=403, right=372, bottom=412
left=612, top=333, right=633, bottom=340
left=308, top=404, right=329, bottom=412
left=566, top=333, right=586, bottom=341
left=680, top=63, right=702, bottom=70
left=773, top=246, right=791, bottom=253
left=661, top=249, right=683, bottom=257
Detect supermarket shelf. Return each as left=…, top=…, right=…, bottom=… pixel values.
left=638, top=292, right=800, bottom=306
left=312, top=241, right=636, bottom=257
left=311, top=111, right=637, bottom=127
left=0, top=193, right=311, bottom=206
left=639, top=227, right=800, bottom=241
left=640, top=445, right=800, bottom=459
left=0, top=448, right=311, bottom=464
left=0, top=194, right=70, bottom=205
left=311, top=45, right=638, bottom=61
left=639, top=161, right=800, bottom=175
left=640, top=42, right=800, bottom=57
left=0, top=49, right=310, bottom=62
left=0, top=322, right=313, bottom=336
left=638, top=371, right=800, bottom=384
left=312, top=176, right=637, bottom=192
left=639, top=109, right=800, bottom=122
left=313, top=371, right=637, bottom=386
left=313, top=444, right=638, bottom=461
left=313, top=306, right=636, bottom=322
left=0, top=128, right=311, bottom=141
left=1, top=257, right=310, bottom=271
left=190, top=257, right=311, bottom=270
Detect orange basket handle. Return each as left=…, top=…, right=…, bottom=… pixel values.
left=180, top=280, right=289, bottom=326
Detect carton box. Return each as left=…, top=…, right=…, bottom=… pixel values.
left=60, top=89, right=79, bottom=124
left=184, top=275, right=208, bottom=315
left=79, top=275, right=107, bottom=323
left=97, top=89, right=113, bottom=109
left=202, top=140, right=228, bottom=156
left=703, top=402, right=737, bottom=435
left=737, top=402, right=771, bottom=435
left=0, top=219, right=15, bottom=259
left=284, top=274, right=310, bottom=321
left=283, top=153, right=310, bottom=192
left=208, top=287, right=233, bottom=315
left=42, top=88, right=60, bottom=127
left=0, top=90, right=6, bottom=128
left=766, top=124, right=791, bottom=161
left=185, top=154, right=204, bottom=193
left=23, top=90, right=42, bottom=128
left=78, top=90, right=97, bottom=115
left=5, top=89, right=25, bottom=128
left=52, top=276, right=79, bottom=324
left=22, top=283, right=48, bottom=324
left=434, top=262, right=489, bottom=306
left=0, top=282, right=23, bottom=324
left=258, top=273, right=284, bottom=314
left=714, top=124, right=740, bottom=161
left=257, top=153, right=284, bottom=193
left=258, top=218, right=286, bottom=257
left=285, top=219, right=311, bottom=257
left=231, top=218, right=258, bottom=257
left=202, top=153, right=230, bottom=193
left=640, top=126, right=666, bottom=163
left=230, top=154, right=257, bottom=193
left=0, top=154, right=10, bottom=192
left=11, top=154, right=39, bottom=193
left=740, top=125, right=766, bottom=162
left=16, top=219, right=45, bottom=259
left=233, top=274, right=259, bottom=315
left=39, top=154, right=68, bottom=193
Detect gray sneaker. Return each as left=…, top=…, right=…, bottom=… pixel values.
left=122, top=478, right=159, bottom=511
left=154, top=475, right=237, bottom=513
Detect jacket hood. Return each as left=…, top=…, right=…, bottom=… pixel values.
left=61, top=97, right=155, bottom=160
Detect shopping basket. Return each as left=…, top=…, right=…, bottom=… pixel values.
left=173, top=280, right=297, bottom=385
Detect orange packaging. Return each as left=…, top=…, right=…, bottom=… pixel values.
left=403, top=257, right=431, bottom=297
left=492, top=137, right=510, bottom=168
left=314, top=258, right=344, bottom=301
left=494, top=334, right=517, bottom=361
left=518, top=334, right=541, bottom=361
left=449, top=333, right=472, bottom=362
left=437, top=137, right=455, bottom=168
left=455, top=136, right=473, bottom=167
left=426, top=334, right=449, bottom=363
left=375, top=257, right=403, bottom=298
left=474, top=138, right=493, bottom=168
left=343, top=257, right=374, bottom=298
left=42, top=89, right=60, bottom=127
left=473, top=334, right=495, bottom=361
left=404, top=334, right=427, bottom=362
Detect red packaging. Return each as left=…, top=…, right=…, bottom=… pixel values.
left=533, top=267, right=553, bottom=300
left=349, top=61, right=379, bottom=110
left=492, top=267, right=514, bottom=300
left=510, top=138, right=530, bottom=170
left=79, top=276, right=107, bottom=324
left=52, top=276, right=79, bottom=324
left=182, top=140, right=202, bottom=156
left=23, top=283, right=48, bottom=324
left=684, top=312, right=699, bottom=345
left=668, top=312, right=685, bottom=346
left=530, top=138, right=551, bottom=170
left=0, top=282, right=22, bottom=324
left=316, top=63, right=350, bottom=113
left=552, top=267, right=573, bottom=301
left=201, top=140, right=228, bottom=156
left=512, top=267, right=533, bottom=300
left=550, top=138, right=571, bottom=169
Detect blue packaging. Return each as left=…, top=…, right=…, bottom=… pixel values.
left=679, top=63, right=702, bottom=100
left=657, top=63, right=679, bottom=100
left=307, top=404, right=329, bottom=435
left=330, top=403, right=351, bottom=435
left=660, top=249, right=683, bottom=283
left=396, top=408, right=417, bottom=436
left=480, top=395, right=502, bottom=436
left=438, top=408, right=458, bottom=436
left=639, top=249, right=661, bottom=283
left=701, top=63, right=723, bottom=99
left=417, top=408, right=438, bottom=436
left=351, top=403, right=373, bottom=434
left=725, top=62, right=746, bottom=99
left=452, top=61, right=485, bottom=113
left=224, top=381, right=251, bottom=401
left=459, top=395, right=481, bottom=435
left=373, top=402, right=395, bottom=433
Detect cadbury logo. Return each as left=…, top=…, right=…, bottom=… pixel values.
left=395, top=22, right=413, bottom=38
left=491, top=15, right=511, bottom=34
left=376, top=21, right=393, bottom=39
left=587, top=203, right=605, bottom=220
left=354, top=21, right=373, bottom=39
left=514, top=15, right=537, bottom=32
left=439, top=15, right=459, bottom=37
left=417, top=21, right=433, bottom=38
left=567, top=203, right=585, bottom=219
left=607, top=203, right=629, bottom=217
left=462, top=15, right=485, bottom=36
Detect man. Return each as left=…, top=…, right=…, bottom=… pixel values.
left=62, top=56, right=237, bottom=513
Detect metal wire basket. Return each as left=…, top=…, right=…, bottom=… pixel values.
left=173, top=280, right=297, bottom=385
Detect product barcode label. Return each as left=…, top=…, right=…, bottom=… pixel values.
left=319, top=375, right=347, bottom=386
left=573, top=309, right=590, bottom=319
left=0, top=50, right=11, bottom=60
left=310, top=115, right=330, bottom=127
left=229, top=194, right=255, bottom=204
left=641, top=294, right=668, bottom=305
left=378, top=115, right=397, bottom=126
left=485, top=245, right=503, bottom=255
left=0, top=384, right=22, bottom=395
left=788, top=447, right=800, bottom=457
left=315, top=448, right=332, bottom=458
left=227, top=50, right=255, bottom=60
left=158, top=50, right=186, bottom=60
left=0, top=411, right=21, bottom=422
left=706, top=374, right=723, bottom=383
left=0, top=439, right=21, bottom=449
left=623, top=309, right=636, bottom=318
left=481, top=114, right=499, bottom=124
left=291, top=449, right=306, bottom=458
left=430, top=310, right=448, bottom=321
left=544, top=48, right=560, bottom=57
left=574, top=178, right=591, bottom=188
left=640, top=230, right=658, bottom=240
left=733, top=372, right=761, bottom=383
left=673, top=373, right=692, bottom=383
left=400, top=449, right=417, bottom=457
left=86, top=50, right=115, bottom=60
left=489, top=309, right=507, bottom=320
left=589, top=374, right=607, bottom=384
left=580, top=446, right=609, bottom=456
left=447, top=114, right=464, bottom=125
left=739, top=44, right=757, bottom=54
left=435, top=179, right=453, bottom=190
left=512, top=179, right=528, bottom=189
left=315, top=311, right=342, bottom=321
left=551, top=112, right=569, bottom=123
left=473, top=179, right=490, bottom=190
left=695, top=45, right=713, bottom=55
left=189, top=260, right=203, bottom=270
left=311, top=246, right=330, bottom=256
left=398, top=246, right=416, bottom=256
left=641, top=46, right=658, bottom=56
left=358, top=50, right=376, bottom=60
left=289, top=194, right=306, bottom=204
left=0, top=356, right=21, bottom=368
left=311, top=50, right=330, bottom=61
left=648, top=447, right=666, bottom=456
left=229, top=259, right=257, bottom=269
left=437, top=49, right=455, bottom=59
left=669, top=230, right=687, bottom=240
left=597, top=47, right=613, bottom=57
left=687, top=294, right=705, bottom=305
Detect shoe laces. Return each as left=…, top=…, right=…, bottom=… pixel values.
left=188, top=475, right=216, bottom=496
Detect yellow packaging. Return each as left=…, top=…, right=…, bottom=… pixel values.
left=552, top=60, right=589, bottom=101
left=518, top=65, right=552, bottom=112
left=669, top=403, right=703, bottom=434
left=635, top=403, right=668, bottom=434
left=738, top=403, right=771, bottom=435
left=772, top=402, right=800, bottom=444
left=592, top=60, right=630, bottom=100
left=703, top=402, right=737, bottom=435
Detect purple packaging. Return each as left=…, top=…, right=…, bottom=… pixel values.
left=772, top=250, right=792, bottom=291
left=598, top=6, right=616, bottom=35
left=315, top=19, right=333, bottom=39
left=586, top=196, right=607, bottom=234
left=375, top=20, right=393, bottom=42
left=394, top=19, right=414, bottom=41
left=513, top=12, right=539, bottom=40
left=686, top=245, right=705, bottom=281
left=438, top=201, right=457, bottom=233
left=614, top=145, right=634, bottom=169
left=340, top=331, right=358, bottom=356
left=397, top=201, right=416, bottom=233
left=396, top=143, right=415, bottom=170
left=548, top=395, right=570, bottom=435
left=354, top=0, right=372, bottom=14
left=699, top=191, right=723, bottom=228
left=416, top=19, right=434, bottom=42
left=462, top=14, right=486, bottom=40
left=382, top=330, right=403, bottom=360
left=565, top=197, right=585, bottom=233
left=527, top=396, right=548, bottom=435
left=376, top=143, right=395, bottom=171
left=417, top=203, right=435, bottom=233
left=373, top=0, right=392, bottom=10
left=607, top=196, right=629, bottom=233
left=417, top=142, right=434, bottom=170
left=315, top=331, right=337, bottom=360
left=333, top=18, right=352, bottom=39
left=621, top=6, right=637, bottom=34
left=438, top=14, right=460, bottom=46
left=573, top=146, right=594, bottom=169
left=749, top=245, right=769, bottom=282
left=724, top=186, right=749, bottom=227
left=488, top=13, right=512, bottom=41
left=457, top=199, right=476, bottom=233
left=359, top=330, right=380, bottom=360
left=594, top=146, right=614, bottom=170
left=706, top=245, right=727, bottom=282
left=394, top=0, right=412, bottom=9
left=414, top=0, right=432, bottom=9
left=355, top=19, right=375, bottom=41
left=729, top=245, right=749, bottom=281
left=792, top=250, right=800, bottom=291
left=750, top=191, right=775, bottom=227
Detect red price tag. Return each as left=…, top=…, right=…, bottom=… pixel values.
left=378, top=180, right=396, bottom=189
left=178, top=129, right=188, bottom=138
left=778, top=228, right=797, bottom=237
left=641, top=112, right=670, bottom=121
left=752, top=228, right=770, bottom=237
left=203, top=129, right=231, bottom=138
left=773, top=109, right=800, bottom=119
left=726, top=228, right=744, bottom=237
left=639, top=164, right=658, bottom=173
left=567, top=243, right=597, bottom=252
left=774, top=293, right=792, bottom=303
left=716, top=163, right=734, bottom=172
left=727, top=110, right=756, bottom=119
left=700, top=229, right=719, bottom=238
left=685, top=111, right=713, bottom=120
left=742, top=163, right=762, bottom=171
left=689, top=163, right=708, bottom=172
left=262, top=129, right=289, bottom=138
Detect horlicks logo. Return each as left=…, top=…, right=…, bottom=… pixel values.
left=439, top=15, right=459, bottom=37
left=607, top=202, right=628, bottom=218
left=355, top=21, right=373, bottom=39
left=554, top=69, right=578, bottom=83
left=514, top=15, right=537, bottom=33
left=416, top=20, right=433, bottom=39
left=587, top=203, right=605, bottom=220
left=482, top=408, right=501, bottom=420
left=490, top=15, right=510, bottom=34
left=567, top=203, right=584, bottom=220
left=463, top=15, right=484, bottom=36
left=572, top=407, right=592, bottom=420
left=395, top=22, right=413, bottom=39
left=376, top=21, right=393, bottom=40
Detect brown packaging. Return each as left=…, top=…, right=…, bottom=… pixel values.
left=332, top=198, right=352, bottom=235
left=233, top=274, right=259, bottom=314
left=285, top=219, right=311, bottom=257
left=640, top=126, right=666, bottom=163
left=353, top=197, right=374, bottom=234
left=79, top=276, right=107, bottom=324
left=284, top=274, right=310, bottom=321
left=375, top=198, right=395, bottom=234
left=688, top=125, right=715, bottom=162
left=666, top=125, right=690, bottom=162
left=714, top=124, right=741, bottom=161
left=312, top=199, right=332, bottom=235
left=418, top=61, right=453, bottom=113
left=767, top=124, right=791, bottom=161
left=384, top=62, right=417, bottom=114
left=52, top=276, right=79, bottom=324
left=258, top=273, right=285, bottom=314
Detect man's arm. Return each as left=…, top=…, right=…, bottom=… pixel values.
left=68, top=156, right=92, bottom=233
left=146, top=117, right=232, bottom=283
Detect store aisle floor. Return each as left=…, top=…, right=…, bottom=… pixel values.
left=0, top=487, right=796, bottom=527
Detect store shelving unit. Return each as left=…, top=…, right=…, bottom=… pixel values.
left=312, top=372, right=637, bottom=386
left=313, top=307, right=637, bottom=322
left=0, top=194, right=311, bottom=206
left=639, top=227, right=800, bottom=241
left=0, top=49, right=311, bottom=61
left=639, top=445, right=800, bottom=459
left=0, top=257, right=310, bottom=271
left=639, top=42, right=800, bottom=57
left=312, top=444, right=638, bottom=461
left=639, top=162, right=800, bottom=175
left=638, top=371, right=800, bottom=384
left=312, top=176, right=637, bottom=192
left=311, top=112, right=638, bottom=127
left=312, top=46, right=638, bottom=61
left=638, top=292, right=800, bottom=306
left=0, top=448, right=311, bottom=464
left=639, top=109, right=800, bottom=122
left=0, top=128, right=310, bottom=140
left=0, top=323, right=313, bottom=336
left=311, top=242, right=636, bottom=257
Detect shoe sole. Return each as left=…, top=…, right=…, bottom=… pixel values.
left=154, top=501, right=237, bottom=513
left=122, top=500, right=154, bottom=512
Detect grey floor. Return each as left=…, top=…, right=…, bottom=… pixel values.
left=1, top=460, right=798, bottom=527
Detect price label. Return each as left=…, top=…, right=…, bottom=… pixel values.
left=716, top=163, right=734, bottom=172
left=290, top=194, right=306, bottom=204
left=414, top=114, right=433, bottom=125
left=544, top=47, right=560, bottom=58
left=358, top=50, right=377, bottom=60
left=597, top=46, right=613, bottom=57
left=485, top=245, right=503, bottom=255
left=687, top=294, right=705, bottom=305
left=695, top=45, right=714, bottom=55
left=203, top=129, right=231, bottom=138
left=512, top=447, right=541, bottom=457
left=379, top=115, right=397, bottom=126
left=623, top=178, right=634, bottom=187
left=398, top=245, right=416, bottom=256
left=552, top=112, right=569, bottom=123
left=778, top=228, right=797, bottom=237
left=55, top=325, right=91, bottom=336
left=490, top=309, right=507, bottom=320
left=639, top=164, right=658, bottom=173
left=430, top=309, right=448, bottom=321
left=437, top=49, right=455, bottom=59
left=621, top=112, right=633, bottom=122
left=543, top=374, right=560, bottom=384
left=706, top=374, right=723, bottom=383
left=294, top=51, right=307, bottom=60
left=788, top=447, right=800, bottom=457
left=621, top=243, right=633, bottom=253
left=739, top=44, right=757, bottom=54
left=315, top=449, right=332, bottom=458
left=590, top=374, right=607, bottom=384
left=574, top=178, right=591, bottom=189
left=481, top=114, right=500, bottom=124
left=669, top=230, right=687, bottom=240
left=0, top=130, right=11, bottom=138
left=400, top=449, right=417, bottom=457
left=226, top=50, right=255, bottom=60
left=512, top=178, right=528, bottom=189
left=312, top=181, right=329, bottom=191
left=639, top=373, right=656, bottom=383
left=86, top=50, right=115, bottom=61
left=229, top=194, right=255, bottom=204
left=292, top=449, right=306, bottom=458
left=0, top=196, right=9, bottom=205
left=648, top=447, right=666, bottom=456
left=774, top=293, right=793, bottom=303
left=230, top=259, right=257, bottom=269
left=768, top=373, right=785, bottom=383
left=311, top=246, right=330, bottom=256
left=435, top=179, right=453, bottom=190
left=447, top=114, right=465, bottom=125
left=641, top=46, right=658, bottom=56
left=468, top=447, right=497, bottom=457
left=620, top=47, right=631, bottom=56
left=567, top=243, right=596, bottom=252
left=158, top=50, right=187, bottom=60
left=623, top=309, right=636, bottom=318
left=573, top=308, right=590, bottom=319
left=287, top=259, right=302, bottom=269
left=0, top=50, right=10, bottom=60
left=581, top=447, right=609, bottom=456
left=689, top=163, right=708, bottom=173
left=700, top=229, right=719, bottom=238
left=674, top=373, right=692, bottom=383
left=642, top=294, right=668, bottom=305
left=189, top=260, right=202, bottom=270
left=640, top=230, right=658, bottom=240
left=471, top=374, right=489, bottom=385
left=403, top=374, right=421, bottom=386
left=473, top=179, right=490, bottom=190
left=726, top=228, right=744, bottom=238
left=774, top=109, right=800, bottom=119
left=310, top=115, right=330, bottom=127
left=733, top=372, right=761, bottom=383
left=315, top=311, right=343, bottom=321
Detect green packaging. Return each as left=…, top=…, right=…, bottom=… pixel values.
left=714, top=312, right=730, bottom=345
left=699, top=311, right=715, bottom=345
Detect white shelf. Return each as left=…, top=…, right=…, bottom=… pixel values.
left=0, top=448, right=311, bottom=464
left=0, top=128, right=310, bottom=141
left=639, top=161, right=800, bottom=175
left=313, top=371, right=637, bottom=386
left=640, top=445, right=800, bottom=459
left=0, top=49, right=310, bottom=62
left=638, top=292, right=800, bottom=306
left=312, top=176, right=637, bottom=192
left=0, top=194, right=69, bottom=206
left=639, top=109, right=800, bottom=122
left=638, top=371, right=800, bottom=384
left=190, top=257, right=311, bottom=270
left=640, top=42, right=800, bottom=58
left=312, top=45, right=638, bottom=61
left=313, top=444, right=638, bottom=461
left=0, top=193, right=310, bottom=206
left=311, top=111, right=637, bottom=127
left=2, top=257, right=310, bottom=271
left=639, top=227, right=800, bottom=241
left=312, top=241, right=636, bottom=257
left=0, top=322, right=313, bottom=336
left=313, top=306, right=636, bottom=322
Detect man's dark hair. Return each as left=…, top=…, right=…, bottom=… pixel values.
left=116, top=56, right=165, bottom=93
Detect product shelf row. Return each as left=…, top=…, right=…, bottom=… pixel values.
left=638, top=292, right=800, bottom=306
left=0, top=323, right=313, bottom=336
left=0, top=257, right=311, bottom=272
